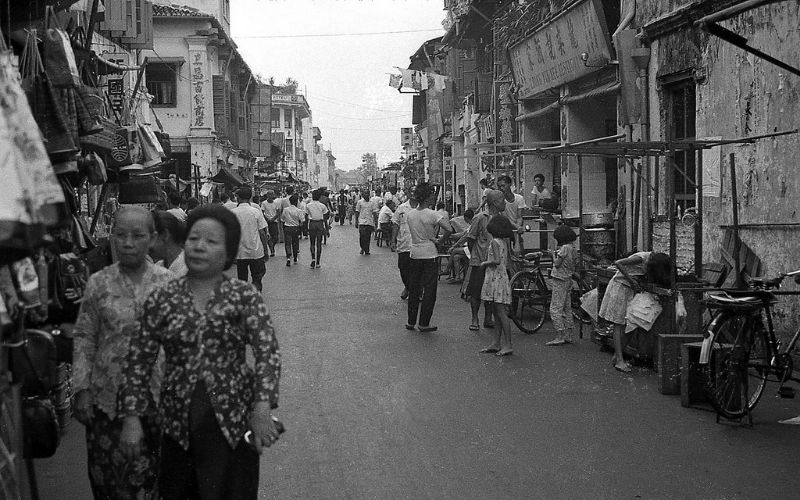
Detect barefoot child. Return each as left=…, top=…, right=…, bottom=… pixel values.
left=546, top=225, right=578, bottom=346
left=478, top=215, right=515, bottom=357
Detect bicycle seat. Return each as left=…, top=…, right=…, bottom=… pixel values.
left=703, top=292, right=767, bottom=310
left=523, top=252, right=542, bottom=261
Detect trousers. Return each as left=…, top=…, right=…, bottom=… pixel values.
left=407, top=258, right=438, bottom=327
left=358, top=225, right=373, bottom=253
left=397, top=251, right=411, bottom=289
left=283, top=225, right=301, bottom=259
left=236, top=258, right=266, bottom=292
left=549, top=277, right=574, bottom=332
left=159, top=382, right=259, bottom=500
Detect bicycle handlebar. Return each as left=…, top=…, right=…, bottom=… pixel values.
left=749, top=269, right=800, bottom=289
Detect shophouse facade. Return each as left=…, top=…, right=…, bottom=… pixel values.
left=271, top=93, right=310, bottom=183
left=144, top=2, right=268, bottom=191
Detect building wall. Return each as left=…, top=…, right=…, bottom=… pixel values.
left=642, top=2, right=800, bottom=334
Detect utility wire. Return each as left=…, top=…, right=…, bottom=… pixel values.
left=235, top=28, right=442, bottom=39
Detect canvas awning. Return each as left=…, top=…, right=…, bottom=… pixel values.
left=209, top=167, right=245, bottom=186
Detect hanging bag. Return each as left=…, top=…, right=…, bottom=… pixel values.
left=42, top=6, right=80, bottom=88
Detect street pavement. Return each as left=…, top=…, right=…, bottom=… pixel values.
left=37, top=222, right=800, bottom=499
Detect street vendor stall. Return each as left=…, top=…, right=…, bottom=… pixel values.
left=513, top=128, right=798, bottom=361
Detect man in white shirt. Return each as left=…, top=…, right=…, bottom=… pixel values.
left=355, top=191, right=378, bottom=255
left=260, top=191, right=279, bottom=257
left=151, top=211, right=188, bottom=277
left=305, top=189, right=329, bottom=268
left=530, top=173, right=551, bottom=207
left=378, top=199, right=396, bottom=249
left=166, top=192, right=188, bottom=222
left=369, top=190, right=384, bottom=228
left=392, top=194, right=418, bottom=299
left=220, top=192, right=237, bottom=210
left=231, top=187, right=269, bottom=291
left=405, top=182, right=452, bottom=332
left=497, top=174, right=526, bottom=249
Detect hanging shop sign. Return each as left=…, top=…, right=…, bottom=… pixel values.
left=509, top=0, right=613, bottom=99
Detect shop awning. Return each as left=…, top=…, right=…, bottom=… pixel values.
left=209, top=167, right=245, bottom=186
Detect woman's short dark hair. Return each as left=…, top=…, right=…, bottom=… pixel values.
left=289, top=194, right=299, bottom=206
left=534, top=173, right=545, bottom=182
left=487, top=215, right=515, bottom=239
left=647, top=252, right=673, bottom=288
left=153, top=211, right=187, bottom=244
left=185, top=204, right=241, bottom=270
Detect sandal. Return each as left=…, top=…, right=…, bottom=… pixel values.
left=479, top=347, right=500, bottom=354
left=469, top=324, right=480, bottom=331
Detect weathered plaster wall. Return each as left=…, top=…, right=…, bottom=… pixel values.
left=697, top=4, right=800, bottom=336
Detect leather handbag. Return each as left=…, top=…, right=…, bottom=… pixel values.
left=118, top=175, right=160, bottom=204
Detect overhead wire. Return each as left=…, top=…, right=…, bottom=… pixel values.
left=234, top=28, right=442, bottom=39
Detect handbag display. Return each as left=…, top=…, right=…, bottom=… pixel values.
left=42, top=6, right=80, bottom=88
left=118, top=175, right=160, bottom=204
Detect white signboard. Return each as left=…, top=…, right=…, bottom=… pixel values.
left=509, top=0, right=612, bottom=98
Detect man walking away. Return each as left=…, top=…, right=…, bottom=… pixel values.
left=260, top=191, right=279, bottom=257
left=392, top=189, right=418, bottom=300
left=166, top=192, right=187, bottom=222
left=305, top=189, right=329, bottom=268
left=280, top=194, right=304, bottom=266
left=231, top=187, right=269, bottom=291
left=355, top=191, right=377, bottom=255
left=378, top=200, right=396, bottom=249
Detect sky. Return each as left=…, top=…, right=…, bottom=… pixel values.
left=231, top=0, right=445, bottom=172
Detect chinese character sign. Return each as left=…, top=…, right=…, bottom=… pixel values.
left=509, top=0, right=612, bottom=98
left=190, top=51, right=206, bottom=127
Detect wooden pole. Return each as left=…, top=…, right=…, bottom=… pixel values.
left=695, top=147, right=703, bottom=281
left=667, top=150, right=677, bottom=335
left=730, top=152, right=743, bottom=288
left=577, top=154, right=584, bottom=269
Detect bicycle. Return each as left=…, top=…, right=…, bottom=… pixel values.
left=699, top=269, right=800, bottom=421
left=508, top=251, right=593, bottom=334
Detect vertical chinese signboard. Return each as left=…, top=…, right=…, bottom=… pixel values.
left=508, top=0, right=612, bottom=99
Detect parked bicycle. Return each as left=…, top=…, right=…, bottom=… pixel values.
left=509, top=250, right=592, bottom=334
left=700, top=270, right=800, bottom=420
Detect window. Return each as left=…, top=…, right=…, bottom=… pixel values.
left=285, top=139, right=293, bottom=160
left=271, top=108, right=280, bottom=128
left=284, top=110, right=292, bottom=129
left=666, top=80, right=697, bottom=211
left=146, top=63, right=177, bottom=106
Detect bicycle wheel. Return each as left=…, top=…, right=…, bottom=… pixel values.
left=510, top=271, right=548, bottom=334
left=571, top=275, right=593, bottom=324
left=703, top=313, right=769, bottom=419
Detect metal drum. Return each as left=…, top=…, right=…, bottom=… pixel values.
left=581, top=228, right=615, bottom=262
left=582, top=212, right=614, bottom=228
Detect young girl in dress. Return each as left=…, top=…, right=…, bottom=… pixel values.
left=546, top=225, right=578, bottom=346
left=478, top=215, right=515, bottom=357
left=599, top=251, right=672, bottom=372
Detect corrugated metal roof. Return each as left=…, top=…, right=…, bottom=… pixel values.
left=153, top=4, right=209, bottom=18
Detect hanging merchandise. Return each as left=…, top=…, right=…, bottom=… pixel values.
left=137, top=123, right=164, bottom=168
left=118, top=175, right=160, bottom=204
left=108, top=125, right=134, bottom=169
left=79, top=151, right=107, bottom=185
left=20, top=29, right=78, bottom=160
left=0, top=28, right=65, bottom=234
left=42, top=6, right=81, bottom=89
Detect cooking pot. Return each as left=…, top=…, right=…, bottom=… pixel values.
left=581, top=212, right=614, bottom=228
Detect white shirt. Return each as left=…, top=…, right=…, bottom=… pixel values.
left=356, top=199, right=377, bottom=226
left=261, top=200, right=279, bottom=221
left=392, top=201, right=413, bottom=253
left=281, top=205, right=304, bottom=227
left=305, top=200, right=329, bottom=221
left=223, top=201, right=237, bottom=211
left=167, top=207, right=187, bottom=222
left=231, top=203, right=268, bottom=259
left=407, top=208, right=444, bottom=259
left=378, top=205, right=394, bottom=225
left=503, top=193, right=526, bottom=225
left=167, top=250, right=188, bottom=277
left=370, top=195, right=383, bottom=209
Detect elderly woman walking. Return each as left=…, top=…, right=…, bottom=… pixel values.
left=72, top=206, right=174, bottom=500
left=121, top=204, right=282, bottom=500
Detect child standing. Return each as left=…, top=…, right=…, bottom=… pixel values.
left=546, top=225, right=579, bottom=346
left=478, top=215, right=515, bottom=357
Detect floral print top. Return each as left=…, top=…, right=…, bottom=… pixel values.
left=122, top=277, right=281, bottom=450
left=73, top=263, right=175, bottom=420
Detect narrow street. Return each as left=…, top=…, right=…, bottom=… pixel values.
left=37, top=224, right=800, bottom=499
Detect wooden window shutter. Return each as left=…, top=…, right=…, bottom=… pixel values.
left=127, top=1, right=153, bottom=49
left=412, top=95, right=424, bottom=125
left=475, top=72, right=492, bottom=113
left=213, top=75, right=228, bottom=137
left=101, top=0, right=127, bottom=31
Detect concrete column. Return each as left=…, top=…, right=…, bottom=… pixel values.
left=187, top=36, right=215, bottom=177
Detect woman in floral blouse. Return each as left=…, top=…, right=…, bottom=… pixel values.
left=72, top=206, right=174, bottom=500
left=121, top=204, right=281, bottom=500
